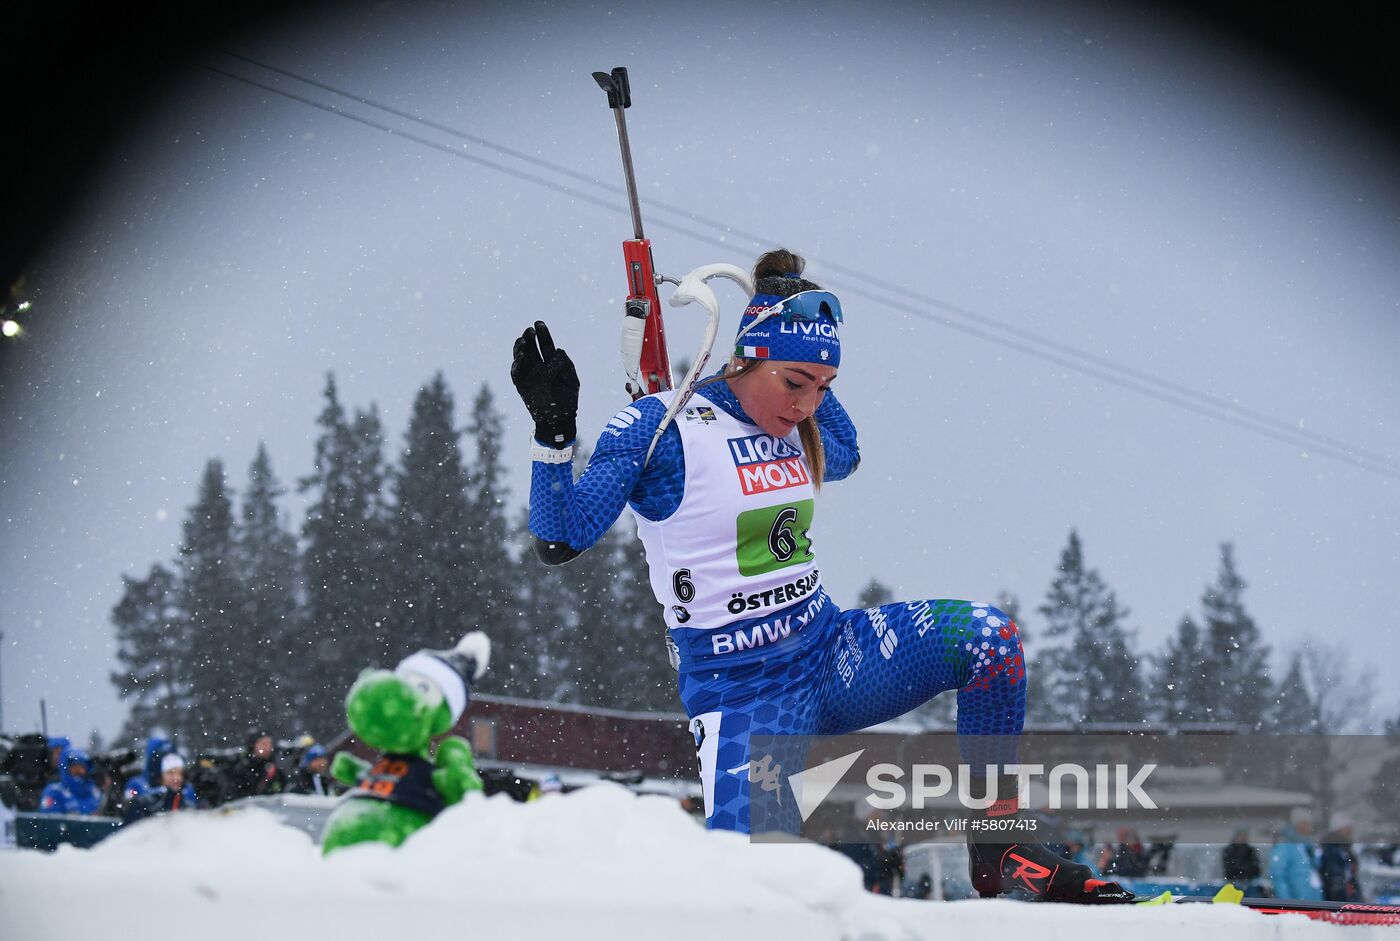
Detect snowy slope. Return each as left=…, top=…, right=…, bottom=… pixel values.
left=0, top=783, right=1381, bottom=939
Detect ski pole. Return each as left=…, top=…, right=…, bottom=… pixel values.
left=591, top=66, right=674, bottom=399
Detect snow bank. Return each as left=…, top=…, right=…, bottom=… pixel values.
left=0, top=784, right=1377, bottom=939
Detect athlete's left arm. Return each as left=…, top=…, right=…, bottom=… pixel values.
left=815, top=388, right=860, bottom=480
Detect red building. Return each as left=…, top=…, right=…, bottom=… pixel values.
left=461, top=694, right=697, bottom=780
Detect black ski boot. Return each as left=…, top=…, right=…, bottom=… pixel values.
left=968, top=838, right=1134, bottom=902
left=966, top=776, right=1135, bottom=903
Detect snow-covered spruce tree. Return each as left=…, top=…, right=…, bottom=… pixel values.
left=546, top=497, right=619, bottom=707
left=500, top=447, right=599, bottom=705
left=177, top=460, right=247, bottom=746
left=110, top=563, right=187, bottom=743
left=348, top=405, right=394, bottom=661
left=1035, top=530, right=1146, bottom=725
left=1265, top=648, right=1325, bottom=800
left=298, top=375, right=392, bottom=738
left=490, top=506, right=553, bottom=701
left=570, top=519, right=678, bottom=713
left=1150, top=615, right=1210, bottom=727
left=856, top=578, right=894, bottom=609
left=233, top=443, right=301, bottom=736
left=463, top=384, right=517, bottom=652
left=387, top=373, right=476, bottom=661
left=1198, top=543, right=1273, bottom=730
left=1271, top=649, right=1320, bottom=734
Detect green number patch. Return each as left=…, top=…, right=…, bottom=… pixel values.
left=736, top=500, right=815, bottom=576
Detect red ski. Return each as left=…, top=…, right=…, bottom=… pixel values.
left=1172, top=894, right=1400, bottom=926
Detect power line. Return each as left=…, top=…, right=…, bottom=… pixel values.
left=200, top=54, right=1400, bottom=480
left=208, top=51, right=1400, bottom=475
left=206, top=52, right=1384, bottom=467
left=199, top=64, right=626, bottom=216
left=831, top=279, right=1400, bottom=474
left=216, top=50, right=619, bottom=196
left=199, top=62, right=766, bottom=261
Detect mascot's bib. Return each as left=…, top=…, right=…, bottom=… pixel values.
left=353, top=753, right=445, bottom=818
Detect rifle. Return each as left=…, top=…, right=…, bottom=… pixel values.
left=591, top=67, right=753, bottom=461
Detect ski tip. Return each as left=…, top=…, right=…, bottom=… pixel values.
left=1137, top=891, right=1174, bottom=907
left=1212, top=884, right=1245, bottom=905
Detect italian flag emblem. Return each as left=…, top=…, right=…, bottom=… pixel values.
left=736, top=345, right=770, bottom=358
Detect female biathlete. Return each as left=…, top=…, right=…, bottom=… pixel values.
left=511, top=249, right=1128, bottom=903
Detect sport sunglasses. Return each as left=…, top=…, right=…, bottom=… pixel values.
left=736, top=290, right=844, bottom=342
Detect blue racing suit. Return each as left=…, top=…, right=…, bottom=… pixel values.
left=528, top=377, right=1027, bottom=832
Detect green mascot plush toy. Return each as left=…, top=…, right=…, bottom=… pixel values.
left=321, top=632, right=490, bottom=854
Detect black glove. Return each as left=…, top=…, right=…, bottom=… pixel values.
left=511, top=321, right=579, bottom=447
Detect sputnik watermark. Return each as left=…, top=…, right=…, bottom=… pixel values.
left=865, top=762, right=1158, bottom=811
left=782, top=751, right=1159, bottom=821
left=775, top=751, right=1158, bottom=827
left=862, top=816, right=1045, bottom=833
left=750, top=731, right=1400, bottom=846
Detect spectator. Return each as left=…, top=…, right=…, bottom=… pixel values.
left=124, top=753, right=198, bottom=823
left=123, top=735, right=172, bottom=803
left=1099, top=828, right=1150, bottom=877
left=834, top=841, right=879, bottom=888
left=287, top=744, right=338, bottom=797
left=87, top=751, right=118, bottom=817
left=838, top=810, right=904, bottom=895
left=867, top=836, right=904, bottom=896
left=1064, top=831, right=1096, bottom=871
left=226, top=730, right=286, bottom=800
left=901, top=871, right=934, bottom=900
left=46, top=736, right=71, bottom=780
left=1222, top=828, right=1263, bottom=889
left=1319, top=820, right=1364, bottom=903
left=38, top=747, right=103, bottom=815
left=1270, top=819, right=1323, bottom=901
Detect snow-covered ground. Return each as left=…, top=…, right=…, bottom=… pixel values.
left=0, top=784, right=1383, bottom=939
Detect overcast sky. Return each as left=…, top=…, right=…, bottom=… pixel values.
left=3, top=0, right=1397, bottom=741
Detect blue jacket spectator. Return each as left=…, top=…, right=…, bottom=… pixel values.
left=46, top=736, right=71, bottom=778
left=1064, top=831, right=1097, bottom=873
left=1269, top=822, right=1323, bottom=901
left=39, top=747, right=103, bottom=815
left=287, top=744, right=339, bottom=796
left=123, top=736, right=172, bottom=802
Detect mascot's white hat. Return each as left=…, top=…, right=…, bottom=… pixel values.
left=395, top=632, right=491, bottom=724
